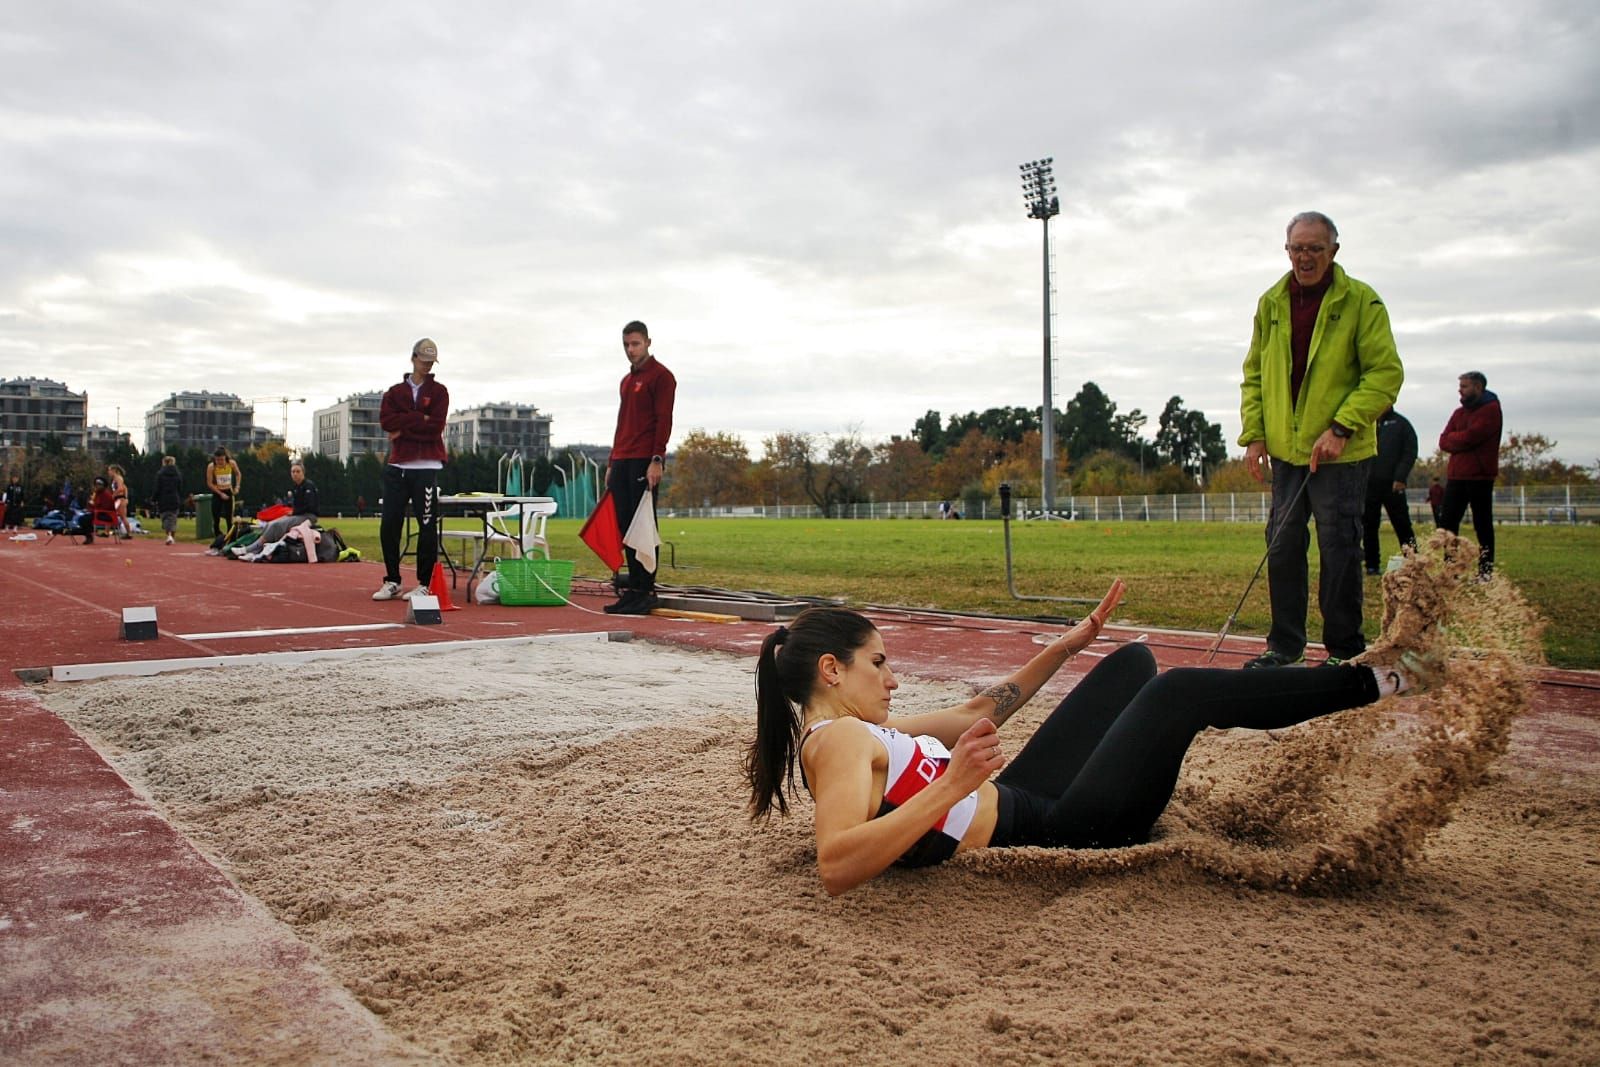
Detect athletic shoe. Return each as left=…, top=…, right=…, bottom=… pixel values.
left=204, top=547, right=222, bottom=556
left=1368, top=648, right=1447, bottom=697
left=1365, top=566, right=1381, bottom=576
left=165, top=534, right=175, bottom=545
left=1242, top=650, right=1304, bottom=669
left=372, top=580, right=403, bottom=601
left=1318, top=656, right=1351, bottom=667
left=604, top=590, right=658, bottom=616
left=404, top=586, right=431, bottom=600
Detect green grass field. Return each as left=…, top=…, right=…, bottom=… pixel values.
left=299, top=515, right=1599, bottom=669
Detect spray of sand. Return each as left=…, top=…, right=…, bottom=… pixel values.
left=957, top=531, right=1544, bottom=892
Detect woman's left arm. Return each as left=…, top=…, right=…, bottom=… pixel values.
left=889, top=579, right=1125, bottom=746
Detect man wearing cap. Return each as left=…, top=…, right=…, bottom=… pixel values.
left=1238, top=211, right=1403, bottom=668
left=604, top=320, right=676, bottom=615
left=374, top=338, right=449, bottom=601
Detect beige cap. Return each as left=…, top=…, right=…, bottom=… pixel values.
left=412, top=337, right=439, bottom=362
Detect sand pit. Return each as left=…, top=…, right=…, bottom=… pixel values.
left=39, top=630, right=1600, bottom=1064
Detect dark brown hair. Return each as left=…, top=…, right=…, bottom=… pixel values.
left=744, top=607, right=879, bottom=820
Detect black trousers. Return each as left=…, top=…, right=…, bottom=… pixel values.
left=209, top=493, right=235, bottom=548
left=992, top=644, right=1379, bottom=849
left=1438, top=479, right=1495, bottom=574
left=1362, top=487, right=1418, bottom=571
left=379, top=466, right=440, bottom=585
left=607, top=457, right=657, bottom=594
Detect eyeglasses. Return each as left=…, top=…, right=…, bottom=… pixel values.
left=1286, top=244, right=1330, bottom=255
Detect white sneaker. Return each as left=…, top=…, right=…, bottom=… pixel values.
left=372, top=580, right=403, bottom=601
left=165, top=535, right=175, bottom=545
left=404, top=586, right=431, bottom=600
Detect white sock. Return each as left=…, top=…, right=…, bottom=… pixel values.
left=1371, top=664, right=1410, bottom=698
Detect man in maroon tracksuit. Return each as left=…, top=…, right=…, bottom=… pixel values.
left=605, top=321, right=676, bottom=615
left=374, top=337, right=449, bottom=601
left=1438, top=370, right=1502, bottom=577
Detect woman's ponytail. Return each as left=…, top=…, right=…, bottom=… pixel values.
left=743, top=609, right=879, bottom=821
left=746, top=626, right=799, bottom=820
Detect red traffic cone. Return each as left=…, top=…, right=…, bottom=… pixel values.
left=428, top=562, right=461, bottom=611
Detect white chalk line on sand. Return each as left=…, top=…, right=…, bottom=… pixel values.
left=50, top=630, right=625, bottom=683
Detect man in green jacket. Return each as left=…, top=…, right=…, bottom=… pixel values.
left=1238, top=211, right=1403, bottom=668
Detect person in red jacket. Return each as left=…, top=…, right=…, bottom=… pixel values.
left=1438, top=371, right=1502, bottom=577
left=604, top=320, right=676, bottom=615
left=374, top=337, right=449, bottom=601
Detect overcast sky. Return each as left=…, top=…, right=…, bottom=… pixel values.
left=5, top=1, right=1597, bottom=468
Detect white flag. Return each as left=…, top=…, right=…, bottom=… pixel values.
left=623, top=494, right=660, bottom=574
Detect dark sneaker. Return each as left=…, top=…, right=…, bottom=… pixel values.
left=1242, top=650, right=1304, bottom=669
left=1318, top=656, right=1352, bottom=667
left=606, top=592, right=659, bottom=616
left=603, top=591, right=640, bottom=615
left=1365, top=566, right=1381, bottom=576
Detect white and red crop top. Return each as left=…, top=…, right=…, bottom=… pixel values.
left=804, top=720, right=979, bottom=868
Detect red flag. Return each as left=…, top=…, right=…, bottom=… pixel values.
left=579, top=490, right=625, bottom=572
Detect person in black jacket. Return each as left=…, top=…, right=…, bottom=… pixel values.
left=232, top=461, right=320, bottom=557
left=1362, top=406, right=1419, bottom=574
left=154, top=455, right=184, bottom=545
left=1, top=475, right=25, bottom=530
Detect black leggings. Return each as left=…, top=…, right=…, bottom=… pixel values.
left=991, top=643, right=1379, bottom=849
left=379, top=465, right=440, bottom=585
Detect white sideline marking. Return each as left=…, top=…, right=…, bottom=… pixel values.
left=51, top=631, right=620, bottom=682
left=175, top=623, right=406, bottom=640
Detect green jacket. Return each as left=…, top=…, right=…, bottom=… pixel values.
left=1238, top=263, right=1403, bottom=466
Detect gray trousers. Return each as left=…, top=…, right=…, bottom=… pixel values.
left=1266, top=459, right=1368, bottom=660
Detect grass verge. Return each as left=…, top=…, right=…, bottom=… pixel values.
left=303, top=514, right=1600, bottom=669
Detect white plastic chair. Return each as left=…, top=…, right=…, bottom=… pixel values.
left=485, top=499, right=555, bottom=561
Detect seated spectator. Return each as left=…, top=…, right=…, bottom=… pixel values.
left=71, top=477, right=117, bottom=544
left=232, top=461, right=319, bottom=558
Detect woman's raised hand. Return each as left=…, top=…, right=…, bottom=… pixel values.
left=948, top=717, right=1007, bottom=791
left=1056, top=578, right=1126, bottom=656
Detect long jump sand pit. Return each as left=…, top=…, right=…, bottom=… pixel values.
left=39, top=634, right=1600, bottom=1064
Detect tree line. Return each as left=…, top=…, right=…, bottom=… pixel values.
left=663, top=383, right=1230, bottom=515
left=661, top=383, right=1595, bottom=516
left=7, top=384, right=1590, bottom=524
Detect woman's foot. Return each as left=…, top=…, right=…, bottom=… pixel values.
left=1356, top=531, right=1473, bottom=695
left=1369, top=648, right=1447, bottom=697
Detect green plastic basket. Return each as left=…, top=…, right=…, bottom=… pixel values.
left=496, top=557, right=575, bottom=606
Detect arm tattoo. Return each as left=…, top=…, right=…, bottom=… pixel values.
left=979, top=682, right=1023, bottom=724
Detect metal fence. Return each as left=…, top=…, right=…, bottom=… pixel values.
left=660, top=484, right=1600, bottom=524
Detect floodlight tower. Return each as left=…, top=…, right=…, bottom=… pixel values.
left=1019, top=157, right=1060, bottom=516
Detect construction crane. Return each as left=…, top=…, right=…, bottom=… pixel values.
left=252, top=396, right=307, bottom=442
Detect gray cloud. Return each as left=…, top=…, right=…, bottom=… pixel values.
left=3, top=1, right=1596, bottom=467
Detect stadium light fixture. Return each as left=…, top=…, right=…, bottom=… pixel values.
left=1019, top=157, right=1061, bottom=516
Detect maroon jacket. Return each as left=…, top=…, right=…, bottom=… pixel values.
left=611, top=357, right=676, bottom=461
left=1439, top=389, right=1501, bottom=481
left=380, top=374, right=449, bottom=465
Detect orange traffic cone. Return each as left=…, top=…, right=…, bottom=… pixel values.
left=428, top=562, right=461, bottom=611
